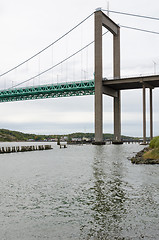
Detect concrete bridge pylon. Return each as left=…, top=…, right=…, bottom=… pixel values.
left=94, top=9, right=122, bottom=144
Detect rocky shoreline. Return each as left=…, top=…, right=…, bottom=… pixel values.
left=131, top=147, right=159, bottom=164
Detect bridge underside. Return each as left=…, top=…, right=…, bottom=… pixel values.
left=0, top=80, right=95, bottom=103
left=103, top=74, right=159, bottom=144
left=103, top=75, right=159, bottom=90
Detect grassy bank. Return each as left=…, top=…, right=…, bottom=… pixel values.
left=143, top=136, right=159, bottom=160
left=131, top=136, right=159, bottom=164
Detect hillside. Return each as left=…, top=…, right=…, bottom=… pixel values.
left=67, top=132, right=134, bottom=140
left=0, top=129, right=54, bottom=142
left=0, top=129, right=137, bottom=142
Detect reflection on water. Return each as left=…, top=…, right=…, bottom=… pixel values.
left=0, top=143, right=158, bottom=239
left=86, top=146, right=127, bottom=239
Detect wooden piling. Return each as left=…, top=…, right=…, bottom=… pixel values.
left=0, top=144, right=53, bottom=154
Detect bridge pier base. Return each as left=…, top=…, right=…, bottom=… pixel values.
left=92, top=141, right=106, bottom=145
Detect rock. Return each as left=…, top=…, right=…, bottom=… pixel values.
left=130, top=147, right=159, bottom=164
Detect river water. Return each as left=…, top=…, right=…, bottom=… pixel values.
left=0, top=142, right=158, bottom=240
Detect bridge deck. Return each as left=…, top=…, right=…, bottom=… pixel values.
left=0, top=80, right=95, bottom=103
left=0, top=74, right=159, bottom=103
left=103, top=75, right=159, bottom=90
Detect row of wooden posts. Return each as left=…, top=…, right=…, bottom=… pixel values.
left=0, top=145, right=52, bottom=154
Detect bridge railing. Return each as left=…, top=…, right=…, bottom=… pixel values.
left=103, top=72, right=159, bottom=81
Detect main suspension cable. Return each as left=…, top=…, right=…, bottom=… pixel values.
left=120, top=25, right=159, bottom=35
left=9, top=22, right=159, bottom=89
left=0, top=12, right=94, bottom=78
left=10, top=31, right=109, bottom=89
left=102, top=9, right=159, bottom=21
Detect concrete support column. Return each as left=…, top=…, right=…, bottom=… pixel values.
left=94, top=11, right=104, bottom=144
left=94, top=10, right=120, bottom=144
left=114, top=91, right=121, bottom=141
left=150, top=88, right=153, bottom=140
left=113, top=28, right=121, bottom=142
left=143, top=85, right=146, bottom=144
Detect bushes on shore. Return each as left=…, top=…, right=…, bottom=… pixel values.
left=143, top=136, right=159, bottom=160
left=149, top=136, right=159, bottom=149
left=131, top=136, right=159, bottom=164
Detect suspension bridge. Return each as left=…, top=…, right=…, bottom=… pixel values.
left=0, top=9, right=159, bottom=144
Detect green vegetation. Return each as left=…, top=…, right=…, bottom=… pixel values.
left=67, top=132, right=134, bottom=140
left=0, top=129, right=55, bottom=142
left=149, top=136, right=159, bottom=149
left=143, top=148, right=159, bottom=160
left=0, top=129, right=136, bottom=142
left=143, top=136, right=159, bottom=160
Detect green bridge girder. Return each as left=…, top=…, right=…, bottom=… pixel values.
left=0, top=80, right=95, bottom=103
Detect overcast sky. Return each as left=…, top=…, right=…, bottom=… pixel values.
left=0, top=0, right=159, bottom=137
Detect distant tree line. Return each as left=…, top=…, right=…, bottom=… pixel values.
left=0, top=129, right=138, bottom=142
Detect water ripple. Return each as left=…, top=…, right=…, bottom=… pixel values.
left=0, top=143, right=158, bottom=239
